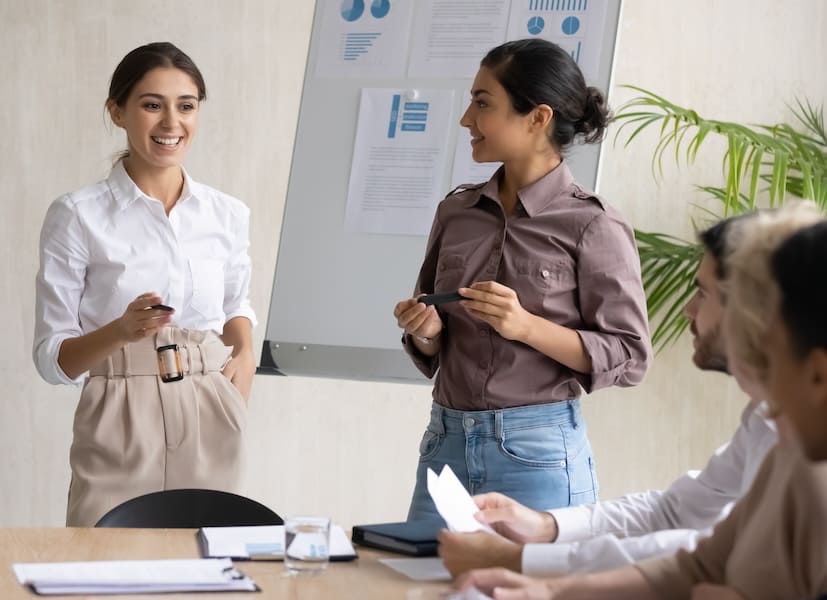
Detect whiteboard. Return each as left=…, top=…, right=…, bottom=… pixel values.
left=260, top=0, right=623, bottom=382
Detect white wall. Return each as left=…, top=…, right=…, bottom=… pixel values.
left=1, top=0, right=824, bottom=527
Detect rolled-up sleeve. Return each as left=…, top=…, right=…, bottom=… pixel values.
left=575, top=211, right=652, bottom=392
left=222, top=201, right=257, bottom=327
left=33, top=197, right=88, bottom=385
left=401, top=209, right=443, bottom=378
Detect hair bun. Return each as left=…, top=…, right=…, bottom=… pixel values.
left=576, top=86, right=611, bottom=143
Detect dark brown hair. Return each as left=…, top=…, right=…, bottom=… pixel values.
left=108, top=42, right=206, bottom=107
left=481, top=38, right=610, bottom=151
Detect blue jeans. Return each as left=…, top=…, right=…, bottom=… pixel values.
left=407, top=401, right=598, bottom=521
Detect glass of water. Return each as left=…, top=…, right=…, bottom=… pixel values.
left=284, top=516, right=331, bottom=575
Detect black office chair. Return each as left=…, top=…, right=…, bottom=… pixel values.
left=95, top=488, right=283, bottom=528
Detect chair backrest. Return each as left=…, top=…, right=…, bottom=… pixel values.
left=95, top=489, right=283, bottom=528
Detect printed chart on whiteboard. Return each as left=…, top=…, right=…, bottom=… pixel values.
left=506, top=0, right=609, bottom=82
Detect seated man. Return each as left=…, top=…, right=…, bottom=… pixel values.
left=440, top=213, right=778, bottom=577
left=456, top=204, right=827, bottom=599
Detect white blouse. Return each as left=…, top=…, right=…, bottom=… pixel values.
left=34, top=161, right=256, bottom=385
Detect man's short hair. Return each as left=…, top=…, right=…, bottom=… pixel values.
left=698, top=214, right=752, bottom=280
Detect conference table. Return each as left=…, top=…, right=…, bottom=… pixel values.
left=0, top=528, right=453, bottom=599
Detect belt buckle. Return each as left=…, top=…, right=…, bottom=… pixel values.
left=156, top=344, right=184, bottom=383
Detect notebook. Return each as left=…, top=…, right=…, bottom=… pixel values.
left=351, top=519, right=444, bottom=556
left=198, top=524, right=358, bottom=561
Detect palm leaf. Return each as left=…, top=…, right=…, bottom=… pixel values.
left=616, top=88, right=827, bottom=350
left=634, top=231, right=703, bottom=351
left=613, top=87, right=827, bottom=210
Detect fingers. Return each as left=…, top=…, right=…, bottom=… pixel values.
left=129, top=292, right=163, bottom=310
left=392, top=298, right=419, bottom=320
left=473, top=492, right=511, bottom=510
left=493, top=588, right=532, bottom=600
left=459, top=284, right=518, bottom=317
left=475, top=505, right=523, bottom=528
left=394, top=299, right=440, bottom=334
left=222, top=358, right=253, bottom=403
left=119, top=293, right=174, bottom=341
left=463, top=281, right=514, bottom=297
left=456, top=568, right=527, bottom=594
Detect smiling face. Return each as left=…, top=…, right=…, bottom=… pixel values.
left=107, top=67, right=200, bottom=172
left=459, top=66, right=549, bottom=164
left=684, top=253, right=728, bottom=373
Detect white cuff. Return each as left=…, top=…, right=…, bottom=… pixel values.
left=522, top=543, right=572, bottom=577
left=35, top=335, right=86, bottom=386
left=224, top=308, right=258, bottom=329
left=550, top=506, right=593, bottom=543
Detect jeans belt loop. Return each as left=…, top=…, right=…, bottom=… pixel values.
left=569, top=399, right=579, bottom=429
left=434, top=403, right=446, bottom=436
left=105, top=354, right=114, bottom=379
left=494, top=410, right=504, bottom=441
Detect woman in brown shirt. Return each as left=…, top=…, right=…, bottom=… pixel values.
left=393, top=39, right=652, bottom=521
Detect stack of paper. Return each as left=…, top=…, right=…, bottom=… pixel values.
left=199, top=524, right=357, bottom=561
left=13, top=558, right=257, bottom=595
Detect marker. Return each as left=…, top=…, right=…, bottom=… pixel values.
left=418, top=291, right=464, bottom=306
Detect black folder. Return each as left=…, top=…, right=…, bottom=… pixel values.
left=351, top=519, right=445, bottom=556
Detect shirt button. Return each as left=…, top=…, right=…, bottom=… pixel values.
left=439, top=264, right=446, bottom=272
left=541, top=269, right=550, bottom=278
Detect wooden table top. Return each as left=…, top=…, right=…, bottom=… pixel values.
left=0, top=527, right=453, bottom=599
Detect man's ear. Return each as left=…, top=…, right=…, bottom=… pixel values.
left=106, top=99, right=123, bottom=128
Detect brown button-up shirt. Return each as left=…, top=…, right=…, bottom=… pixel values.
left=403, top=162, right=652, bottom=410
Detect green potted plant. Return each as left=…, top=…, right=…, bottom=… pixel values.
left=613, top=87, right=827, bottom=349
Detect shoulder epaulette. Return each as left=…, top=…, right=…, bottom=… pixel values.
left=446, top=182, right=486, bottom=196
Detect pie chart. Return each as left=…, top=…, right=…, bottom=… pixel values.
left=370, top=0, right=391, bottom=18
left=562, top=16, right=580, bottom=35
left=341, top=0, right=365, bottom=22
left=527, top=15, right=545, bottom=35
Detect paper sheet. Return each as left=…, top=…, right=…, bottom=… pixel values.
left=315, top=0, right=414, bottom=78
left=407, top=0, right=510, bottom=78
left=13, top=558, right=256, bottom=595
left=427, top=465, right=497, bottom=534
left=506, top=0, right=610, bottom=83
left=379, top=557, right=451, bottom=581
left=344, top=88, right=455, bottom=236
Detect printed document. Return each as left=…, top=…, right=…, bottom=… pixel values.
left=345, top=88, right=455, bottom=236
left=13, top=558, right=256, bottom=595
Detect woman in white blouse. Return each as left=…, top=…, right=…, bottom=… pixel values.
left=33, top=42, right=256, bottom=526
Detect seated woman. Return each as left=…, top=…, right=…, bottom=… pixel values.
left=457, top=203, right=827, bottom=600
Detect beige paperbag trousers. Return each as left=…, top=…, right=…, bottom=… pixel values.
left=66, top=328, right=246, bottom=526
